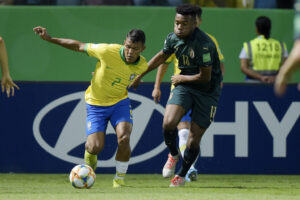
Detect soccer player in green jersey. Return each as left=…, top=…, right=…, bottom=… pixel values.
left=152, top=5, right=225, bottom=182
left=130, top=4, right=222, bottom=187
left=33, top=26, right=148, bottom=188
left=0, top=36, right=19, bottom=97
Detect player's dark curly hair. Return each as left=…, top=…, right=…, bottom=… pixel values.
left=126, top=29, right=146, bottom=44
left=193, top=5, right=202, bottom=18
left=256, top=16, right=271, bottom=39
left=176, top=4, right=197, bottom=21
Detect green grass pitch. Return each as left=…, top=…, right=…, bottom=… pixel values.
left=1, top=174, right=300, bottom=200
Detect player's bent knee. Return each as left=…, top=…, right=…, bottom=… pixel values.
left=118, top=134, right=130, bottom=147
left=86, top=143, right=103, bottom=154
left=163, top=120, right=177, bottom=131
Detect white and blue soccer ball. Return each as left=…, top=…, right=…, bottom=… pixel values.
left=69, top=164, right=96, bottom=189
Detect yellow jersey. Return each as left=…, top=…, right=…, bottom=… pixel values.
left=165, top=33, right=224, bottom=90
left=85, top=43, right=148, bottom=106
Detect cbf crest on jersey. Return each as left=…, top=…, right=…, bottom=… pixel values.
left=189, top=48, right=195, bottom=58
left=130, top=73, right=136, bottom=81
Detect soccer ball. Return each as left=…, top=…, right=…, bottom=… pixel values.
left=69, top=164, right=96, bottom=189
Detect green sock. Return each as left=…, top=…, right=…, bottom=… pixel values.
left=84, top=150, right=97, bottom=171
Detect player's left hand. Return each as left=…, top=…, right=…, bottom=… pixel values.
left=1, top=74, right=19, bottom=97
left=171, top=75, right=182, bottom=86
left=152, top=88, right=161, bottom=104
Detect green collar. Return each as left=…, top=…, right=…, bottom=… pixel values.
left=120, top=46, right=140, bottom=65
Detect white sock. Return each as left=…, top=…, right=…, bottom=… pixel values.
left=178, top=128, right=189, bottom=157
left=115, top=160, right=129, bottom=179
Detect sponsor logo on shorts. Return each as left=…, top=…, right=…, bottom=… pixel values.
left=87, top=121, right=92, bottom=131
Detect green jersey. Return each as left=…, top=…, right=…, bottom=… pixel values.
left=163, top=28, right=222, bottom=94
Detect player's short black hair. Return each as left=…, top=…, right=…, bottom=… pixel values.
left=256, top=16, right=271, bottom=39
left=126, top=29, right=146, bottom=44
left=193, top=5, right=202, bottom=18
left=176, top=4, right=197, bottom=21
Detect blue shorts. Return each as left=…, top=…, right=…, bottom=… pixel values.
left=86, top=98, right=133, bottom=136
left=180, top=110, right=191, bottom=122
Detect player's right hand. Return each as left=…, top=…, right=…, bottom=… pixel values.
left=152, top=88, right=161, bottom=104
left=33, top=26, right=51, bottom=41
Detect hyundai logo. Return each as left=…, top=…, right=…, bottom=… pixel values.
left=33, top=91, right=166, bottom=167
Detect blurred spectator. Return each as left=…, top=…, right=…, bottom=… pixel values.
left=188, top=0, right=255, bottom=8
left=254, top=0, right=277, bottom=8
left=187, top=0, right=221, bottom=7
left=277, top=0, right=294, bottom=9
left=133, top=0, right=182, bottom=6
left=14, top=0, right=56, bottom=5
left=239, top=16, right=288, bottom=83
left=240, top=0, right=254, bottom=8
left=0, top=0, right=13, bottom=5
left=56, top=0, right=81, bottom=5
left=82, top=0, right=133, bottom=5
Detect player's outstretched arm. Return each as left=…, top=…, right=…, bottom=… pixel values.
left=0, top=36, right=20, bottom=97
left=129, top=50, right=169, bottom=90
left=33, top=26, right=85, bottom=52
left=152, top=63, right=168, bottom=103
left=275, top=40, right=300, bottom=96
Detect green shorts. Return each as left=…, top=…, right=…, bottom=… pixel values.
left=167, top=84, right=220, bottom=128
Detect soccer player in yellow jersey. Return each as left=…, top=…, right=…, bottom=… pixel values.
left=152, top=5, right=225, bottom=182
left=33, top=26, right=148, bottom=188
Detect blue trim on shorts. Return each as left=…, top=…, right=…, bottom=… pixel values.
left=180, top=110, right=191, bottom=122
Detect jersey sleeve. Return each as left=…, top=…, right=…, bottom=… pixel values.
left=165, top=54, right=175, bottom=64
left=162, top=33, right=175, bottom=55
left=201, top=44, right=215, bottom=67
left=84, top=43, right=106, bottom=59
left=239, top=46, right=248, bottom=59
left=217, top=46, right=224, bottom=62
left=207, top=34, right=225, bottom=62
